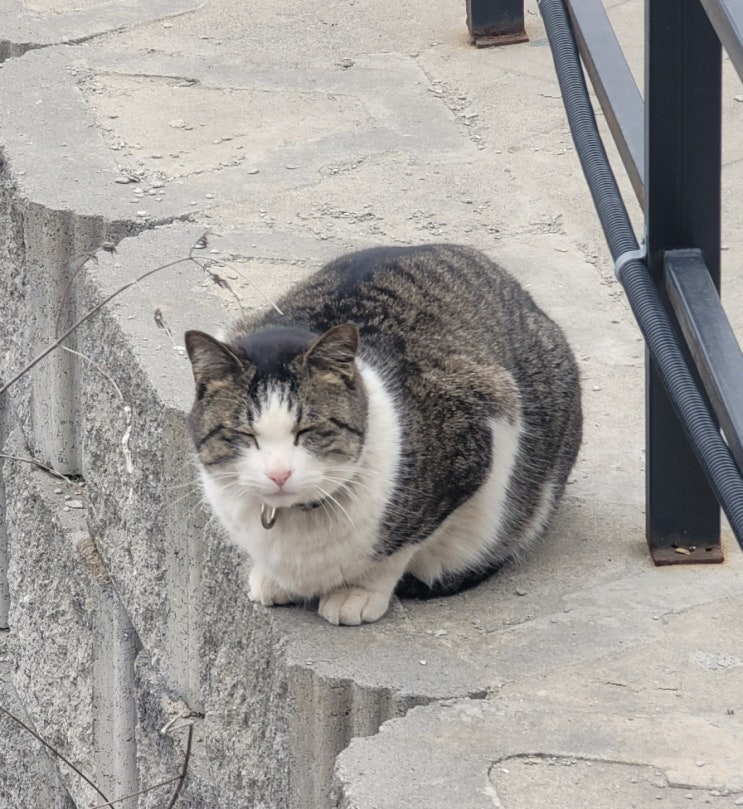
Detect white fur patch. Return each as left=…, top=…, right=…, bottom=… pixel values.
left=407, top=417, right=522, bottom=584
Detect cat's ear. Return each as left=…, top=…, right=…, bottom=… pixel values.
left=185, top=331, right=243, bottom=389
left=303, top=324, right=359, bottom=379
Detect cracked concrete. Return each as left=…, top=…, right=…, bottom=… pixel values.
left=336, top=698, right=743, bottom=808
left=1, top=0, right=743, bottom=807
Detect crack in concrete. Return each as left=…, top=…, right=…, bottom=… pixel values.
left=489, top=752, right=741, bottom=797
left=0, top=4, right=206, bottom=64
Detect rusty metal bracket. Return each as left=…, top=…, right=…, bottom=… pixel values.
left=650, top=542, right=724, bottom=566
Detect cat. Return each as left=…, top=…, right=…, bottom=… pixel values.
left=185, top=244, right=582, bottom=625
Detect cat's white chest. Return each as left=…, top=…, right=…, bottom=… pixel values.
left=204, top=476, right=381, bottom=596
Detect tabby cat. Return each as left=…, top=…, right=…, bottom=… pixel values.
left=185, top=244, right=581, bottom=625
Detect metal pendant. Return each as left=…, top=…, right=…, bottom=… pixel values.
left=260, top=504, right=278, bottom=530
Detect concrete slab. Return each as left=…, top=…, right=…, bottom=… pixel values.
left=0, top=0, right=202, bottom=58
left=0, top=0, right=742, bottom=807
left=336, top=697, right=743, bottom=808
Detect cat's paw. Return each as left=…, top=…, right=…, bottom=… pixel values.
left=248, top=566, right=295, bottom=607
left=318, top=587, right=391, bottom=626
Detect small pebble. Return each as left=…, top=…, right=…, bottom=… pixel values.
left=515, top=588, right=528, bottom=597
left=54, top=488, right=62, bottom=494
left=419, top=659, right=427, bottom=666
left=67, top=500, right=84, bottom=509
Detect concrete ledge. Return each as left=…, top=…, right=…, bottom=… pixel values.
left=78, top=223, right=499, bottom=806
left=1, top=1, right=743, bottom=807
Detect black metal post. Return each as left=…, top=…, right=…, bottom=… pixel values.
left=466, top=0, right=528, bottom=47
left=645, top=0, right=723, bottom=563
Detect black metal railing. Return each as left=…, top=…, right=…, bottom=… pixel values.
left=536, top=0, right=743, bottom=563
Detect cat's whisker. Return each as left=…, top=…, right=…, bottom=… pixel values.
left=162, top=487, right=200, bottom=508
left=163, top=478, right=204, bottom=492
left=324, top=475, right=424, bottom=514
left=322, top=465, right=424, bottom=497
left=321, top=475, right=374, bottom=496
left=314, top=485, right=356, bottom=529
left=160, top=488, right=209, bottom=517
left=161, top=473, right=240, bottom=515
left=315, top=470, right=424, bottom=520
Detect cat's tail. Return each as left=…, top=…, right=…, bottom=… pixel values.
left=395, top=561, right=507, bottom=600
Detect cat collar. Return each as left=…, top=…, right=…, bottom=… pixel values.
left=260, top=498, right=327, bottom=530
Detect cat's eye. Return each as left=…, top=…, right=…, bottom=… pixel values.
left=230, top=429, right=259, bottom=449
left=294, top=425, right=336, bottom=446
left=294, top=427, right=313, bottom=446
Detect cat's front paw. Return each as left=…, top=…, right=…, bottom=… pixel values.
left=248, top=566, right=295, bottom=607
left=318, top=586, right=391, bottom=626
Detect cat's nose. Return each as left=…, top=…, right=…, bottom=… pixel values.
left=268, top=469, right=292, bottom=488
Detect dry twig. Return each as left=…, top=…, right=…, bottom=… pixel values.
left=0, top=233, right=209, bottom=397
left=0, top=453, right=78, bottom=486
left=0, top=704, right=111, bottom=804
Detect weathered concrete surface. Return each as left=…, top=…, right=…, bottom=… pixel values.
left=336, top=696, right=743, bottom=808
left=0, top=0, right=742, bottom=807
left=0, top=632, right=75, bottom=809
left=2, top=430, right=139, bottom=808
left=0, top=0, right=203, bottom=60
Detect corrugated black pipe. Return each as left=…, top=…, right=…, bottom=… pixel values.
left=538, top=0, right=743, bottom=542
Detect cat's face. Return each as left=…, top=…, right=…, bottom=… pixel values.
left=185, top=324, right=367, bottom=509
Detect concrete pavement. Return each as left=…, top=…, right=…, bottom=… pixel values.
left=1, top=0, right=743, bottom=807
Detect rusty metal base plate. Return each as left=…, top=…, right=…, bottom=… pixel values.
left=472, top=31, right=529, bottom=48
left=650, top=541, right=724, bottom=565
